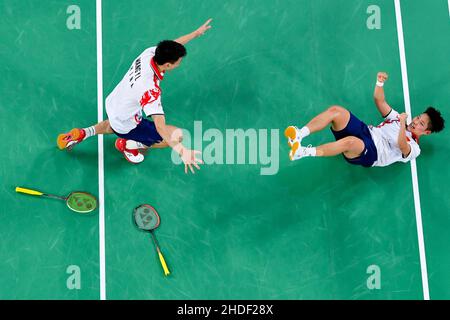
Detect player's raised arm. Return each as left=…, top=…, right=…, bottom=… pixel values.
left=152, top=114, right=203, bottom=174
left=373, top=72, right=392, bottom=117
left=174, top=18, right=213, bottom=45
left=397, top=112, right=412, bottom=157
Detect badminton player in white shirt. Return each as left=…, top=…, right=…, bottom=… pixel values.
left=57, top=19, right=212, bottom=174
left=285, top=72, right=445, bottom=167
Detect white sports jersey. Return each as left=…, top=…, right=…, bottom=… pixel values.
left=369, top=108, right=421, bottom=167
left=105, top=46, right=165, bottom=134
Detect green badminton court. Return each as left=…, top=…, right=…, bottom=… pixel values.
left=1, top=0, right=449, bottom=300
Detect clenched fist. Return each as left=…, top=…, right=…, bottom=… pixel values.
left=398, top=112, right=409, bottom=124
left=377, top=72, right=388, bottom=83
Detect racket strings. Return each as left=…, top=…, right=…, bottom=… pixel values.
left=67, top=192, right=97, bottom=213
left=134, top=206, right=160, bottom=230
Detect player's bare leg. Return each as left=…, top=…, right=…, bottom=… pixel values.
left=304, top=105, right=350, bottom=132
left=316, top=136, right=365, bottom=158
left=291, top=136, right=365, bottom=161
left=94, top=120, right=114, bottom=134
left=285, top=105, right=351, bottom=160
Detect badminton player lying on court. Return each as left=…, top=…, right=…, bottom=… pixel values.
left=57, top=19, right=213, bottom=173
left=285, top=72, right=445, bottom=167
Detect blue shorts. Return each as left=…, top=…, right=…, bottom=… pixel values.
left=330, top=112, right=378, bottom=167
left=113, top=118, right=163, bottom=147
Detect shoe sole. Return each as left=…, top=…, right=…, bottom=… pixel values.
left=285, top=126, right=301, bottom=159
left=284, top=126, right=297, bottom=140
left=57, top=128, right=82, bottom=150
left=122, top=151, right=144, bottom=164
left=289, top=141, right=300, bottom=161
left=284, top=126, right=298, bottom=148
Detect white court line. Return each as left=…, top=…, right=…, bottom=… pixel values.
left=448, top=0, right=450, bottom=17
left=96, top=0, right=106, bottom=300
left=394, top=0, right=430, bottom=300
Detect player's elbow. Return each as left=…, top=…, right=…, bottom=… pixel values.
left=401, top=148, right=411, bottom=158
left=154, top=121, right=165, bottom=130
left=153, top=117, right=166, bottom=131
left=398, top=143, right=410, bottom=156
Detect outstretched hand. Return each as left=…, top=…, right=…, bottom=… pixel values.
left=181, top=149, right=204, bottom=174
left=195, top=18, right=213, bottom=37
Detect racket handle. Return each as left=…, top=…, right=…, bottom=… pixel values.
left=158, top=251, right=170, bottom=276
left=15, top=187, right=44, bottom=196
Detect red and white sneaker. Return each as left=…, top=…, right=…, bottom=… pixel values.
left=57, top=128, right=86, bottom=150
left=115, top=138, right=144, bottom=164
left=124, top=140, right=149, bottom=153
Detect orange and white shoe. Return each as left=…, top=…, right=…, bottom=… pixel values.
left=284, top=126, right=302, bottom=160
left=284, top=126, right=302, bottom=147
left=288, top=141, right=300, bottom=161
left=290, top=144, right=315, bottom=161
left=115, top=138, right=144, bottom=164
left=57, top=128, right=86, bottom=150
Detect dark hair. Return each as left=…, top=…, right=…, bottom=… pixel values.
left=424, top=106, right=445, bottom=133
left=154, top=40, right=186, bottom=65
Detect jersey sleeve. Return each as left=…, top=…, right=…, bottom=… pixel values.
left=403, top=140, right=421, bottom=161
left=384, top=108, right=399, bottom=121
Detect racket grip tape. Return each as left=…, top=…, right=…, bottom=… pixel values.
left=158, top=252, right=170, bottom=276
left=15, top=187, right=44, bottom=196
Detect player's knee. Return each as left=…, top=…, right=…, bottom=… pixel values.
left=327, top=105, right=347, bottom=115
left=342, top=136, right=360, bottom=149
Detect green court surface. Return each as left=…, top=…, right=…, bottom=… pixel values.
left=0, top=0, right=449, bottom=300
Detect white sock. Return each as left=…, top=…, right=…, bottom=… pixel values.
left=300, top=126, right=310, bottom=139
left=304, top=146, right=316, bottom=157
left=83, top=126, right=96, bottom=139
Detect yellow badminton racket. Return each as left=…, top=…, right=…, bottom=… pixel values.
left=133, top=204, right=170, bottom=276
left=16, top=186, right=97, bottom=213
